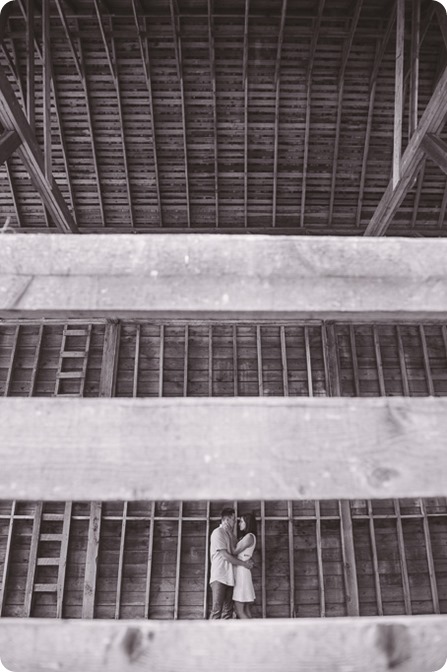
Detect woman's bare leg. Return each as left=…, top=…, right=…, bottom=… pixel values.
left=234, top=601, right=249, bottom=619
left=244, top=603, right=252, bottom=618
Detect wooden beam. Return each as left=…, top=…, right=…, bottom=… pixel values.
left=53, top=0, right=83, bottom=80
left=301, top=0, right=325, bottom=227
left=26, top=0, right=34, bottom=130
left=207, top=0, right=219, bottom=227
left=272, top=1, right=287, bottom=227
left=1, top=616, right=446, bottom=672
left=408, top=0, right=420, bottom=139
left=364, top=65, right=447, bottom=235
left=393, top=0, right=405, bottom=189
left=435, top=3, right=447, bottom=52
left=0, top=128, right=21, bottom=164
left=82, top=502, right=101, bottom=619
left=0, top=65, right=77, bottom=233
left=4, top=158, right=22, bottom=227
left=422, top=133, right=447, bottom=176
left=99, top=320, right=121, bottom=397
left=5, top=236, right=447, bottom=318
left=2, top=396, right=447, bottom=501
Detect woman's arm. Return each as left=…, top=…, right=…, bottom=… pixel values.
left=218, top=550, right=254, bottom=569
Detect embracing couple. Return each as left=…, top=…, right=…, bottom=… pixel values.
left=209, top=507, right=257, bottom=619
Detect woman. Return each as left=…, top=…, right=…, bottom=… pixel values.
left=233, top=512, right=257, bottom=618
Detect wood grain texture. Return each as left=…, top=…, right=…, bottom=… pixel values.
left=0, top=616, right=446, bottom=672
left=3, top=236, right=447, bottom=318
left=1, top=396, right=447, bottom=501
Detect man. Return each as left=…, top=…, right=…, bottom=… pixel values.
left=209, top=507, right=254, bottom=619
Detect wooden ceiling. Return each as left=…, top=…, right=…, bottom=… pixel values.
left=0, top=0, right=447, bottom=235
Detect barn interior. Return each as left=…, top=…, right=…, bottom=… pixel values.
left=1, top=0, right=447, bottom=664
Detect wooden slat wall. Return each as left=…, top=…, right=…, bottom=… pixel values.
left=1, top=318, right=447, bottom=619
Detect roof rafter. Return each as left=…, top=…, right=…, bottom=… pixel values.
left=328, top=0, right=363, bottom=225
left=131, top=1, right=163, bottom=227
left=207, top=0, right=219, bottom=228
left=422, top=133, right=447, bottom=175
left=272, top=0, right=287, bottom=228
left=393, top=0, right=405, bottom=189
left=0, top=129, right=21, bottom=164
left=300, top=0, right=325, bottom=228
left=4, top=159, right=22, bottom=228
left=169, top=0, right=191, bottom=228
left=364, top=64, right=447, bottom=236
left=408, top=0, right=420, bottom=139
left=26, top=0, right=35, bottom=131
left=434, top=3, right=447, bottom=52
left=0, top=64, right=77, bottom=232
left=53, top=0, right=83, bottom=80
left=243, top=0, right=249, bottom=228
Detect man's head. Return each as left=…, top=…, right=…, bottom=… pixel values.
left=221, top=507, right=236, bottom=530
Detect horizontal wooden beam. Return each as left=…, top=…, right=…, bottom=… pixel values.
left=0, top=65, right=77, bottom=233
left=422, top=133, right=447, bottom=176
left=0, top=128, right=21, bottom=164
left=0, top=617, right=446, bottom=672
left=3, top=236, right=447, bottom=319
left=364, top=64, right=447, bottom=236
left=1, top=397, right=447, bottom=501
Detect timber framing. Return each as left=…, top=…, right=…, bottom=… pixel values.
left=1, top=396, right=447, bottom=501
left=2, top=236, right=447, bottom=318
left=0, top=128, right=21, bottom=164
left=364, top=64, right=447, bottom=236
left=0, top=64, right=77, bottom=233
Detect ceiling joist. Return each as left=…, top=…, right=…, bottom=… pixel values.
left=364, top=65, right=447, bottom=236
left=0, top=64, right=77, bottom=233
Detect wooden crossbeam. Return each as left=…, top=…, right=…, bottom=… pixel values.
left=0, top=616, right=446, bottom=672
left=1, top=396, right=447, bottom=501
left=0, top=128, right=21, bottom=164
left=0, top=64, right=77, bottom=233
left=4, top=235, right=447, bottom=318
left=364, top=64, right=447, bottom=236
left=422, top=133, right=447, bottom=176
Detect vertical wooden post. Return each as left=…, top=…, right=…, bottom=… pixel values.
left=29, top=324, right=43, bottom=396
left=26, top=0, right=35, bottom=131
left=174, top=502, right=183, bottom=619
left=393, top=0, right=405, bottom=188
left=159, top=325, right=165, bottom=397
left=280, top=326, right=289, bottom=396
left=409, top=0, right=420, bottom=139
left=133, top=324, right=141, bottom=398
left=56, top=501, right=72, bottom=619
left=24, top=501, right=43, bottom=617
left=115, top=502, right=127, bottom=619
left=183, top=326, right=189, bottom=397
left=0, top=501, right=16, bottom=616
left=256, top=325, right=264, bottom=396
left=233, top=325, right=238, bottom=396
left=203, top=501, right=211, bottom=618
left=287, top=501, right=295, bottom=617
left=260, top=501, right=266, bottom=618
left=82, top=502, right=102, bottom=619
left=367, top=500, right=383, bottom=616
left=208, top=325, right=213, bottom=397
left=326, top=324, right=360, bottom=616
left=373, top=326, right=386, bottom=396
left=304, top=326, right=313, bottom=397
left=419, top=499, right=440, bottom=614
left=419, top=325, right=434, bottom=396
left=99, top=321, right=121, bottom=397
left=349, top=325, right=360, bottom=397
left=144, top=501, right=155, bottom=619
left=3, top=325, right=19, bottom=397
left=394, top=499, right=412, bottom=615
left=315, top=501, right=325, bottom=617
left=396, top=325, right=410, bottom=396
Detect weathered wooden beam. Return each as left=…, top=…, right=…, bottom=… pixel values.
left=364, top=64, right=447, bottom=236
left=1, top=396, right=447, bottom=501
left=0, top=616, right=446, bottom=672
left=82, top=502, right=101, bottom=619
left=0, top=128, right=21, bottom=164
left=0, top=64, right=77, bottom=233
left=393, top=0, right=405, bottom=188
left=53, top=0, right=83, bottom=80
left=26, top=0, right=35, bottom=130
left=207, top=0, right=219, bottom=227
left=408, top=0, right=420, bottom=139
left=4, top=235, right=447, bottom=318
left=422, top=133, right=447, bottom=176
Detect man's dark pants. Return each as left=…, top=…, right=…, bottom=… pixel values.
left=209, top=581, right=233, bottom=619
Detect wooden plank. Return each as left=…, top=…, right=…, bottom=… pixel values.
left=208, top=325, right=213, bottom=397
left=373, top=326, right=386, bottom=396
left=115, top=502, right=127, bottom=619
left=159, top=324, right=164, bottom=397
left=0, top=65, right=77, bottom=233
left=367, top=499, right=383, bottom=616
left=3, top=396, right=447, bottom=500
left=207, top=0, right=219, bottom=228
left=349, top=325, right=360, bottom=397
left=24, top=501, right=43, bottom=617
left=287, top=500, right=294, bottom=618
left=143, top=501, right=155, bottom=619
left=174, top=501, right=183, bottom=620
left=422, top=133, right=447, bottom=176
left=280, top=325, right=289, bottom=396
left=82, top=502, right=101, bottom=619
left=0, top=501, right=15, bottom=616
left=409, top=0, right=421, bottom=138
left=419, top=325, right=435, bottom=396
left=419, top=498, right=440, bottom=614
left=42, top=0, right=52, bottom=184
left=99, top=321, right=121, bottom=397
left=393, top=499, right=412, bottom=615
left=233, top=324, right=238, bottom=395
left=339, top=500, right=360, bottom=616
left=5, top=159, right=22, bottom=228
left=304, top=325, right=313, bottom=397
left=410, top=161, right=425, bottom=229
left=393, top=0, right=405, bottom=188
left=396, top=325, right=410, bottom=397
left=256, top=325, right=263, bottom=396
left=6, top=236, right=447, bottom=318
left=132, top=324, right=141, bottom=397
left=243, top=0, right=249, bottom=228
left=315, top=501, right=325, bottom=617
left=300, top=0, right=325, bottom=227
left=0, top=129, right=21, bottom=164
left=1, top=617, right=447, bottom=672
left=260, top=501, right=266, bottom=618
left=183, top=325, right=189, bottom=397
left=3, top=324, right=19, bottom=396
left=26, top=0, right=35, bottom=131
left=365, top=65, right=447, bottom=235
left=203, top=501, right=210, bottom=618
left=56, top=501, right=72, bottom=619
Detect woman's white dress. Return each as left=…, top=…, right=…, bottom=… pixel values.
left=233, top=533, right=256, bottom=602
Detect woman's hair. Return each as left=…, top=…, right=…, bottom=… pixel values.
left=238, top=511, right=257, bottom=538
